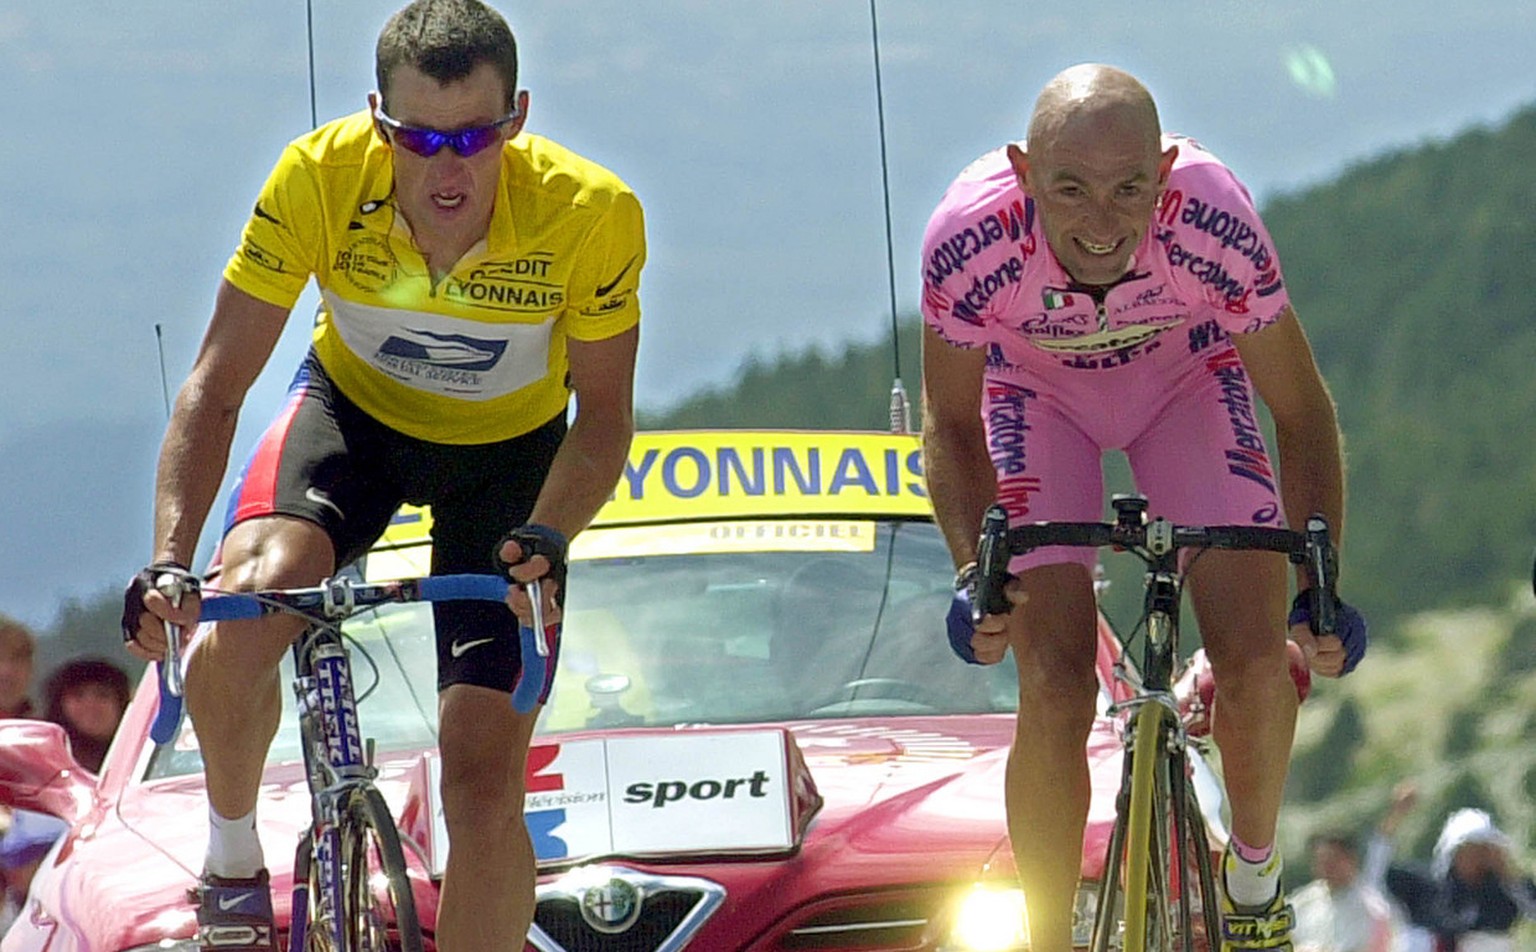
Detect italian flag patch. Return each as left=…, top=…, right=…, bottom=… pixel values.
left=1043, top=290, right=1074, bottom=309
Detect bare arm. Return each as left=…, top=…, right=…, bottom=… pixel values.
left=920, top=325, right=997, bottom=568
left=1231, top=306, right=1345, bottom=548
left=525, top=325, right=639, bottom=540
left=153, top=280, right=291, bottom=567
left=1234, top=305, right=1350, bottom=672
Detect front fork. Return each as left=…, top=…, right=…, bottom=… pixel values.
left=289, top=636, right=374, bottom=952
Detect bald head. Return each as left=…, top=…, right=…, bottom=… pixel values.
left=1006, top=64, right=1175, bottom=285
left=1027, top=64, right=1161, bottom=156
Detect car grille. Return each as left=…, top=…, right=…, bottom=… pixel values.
left=529, top=866, right=724, bottom=952
left=775, top=892, right=934, bottom=950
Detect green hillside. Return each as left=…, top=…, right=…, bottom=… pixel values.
left=1263, top=103, right=1536, bottom=623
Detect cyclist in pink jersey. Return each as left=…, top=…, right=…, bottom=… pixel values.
left=921, top=64, right=1367, bottom=951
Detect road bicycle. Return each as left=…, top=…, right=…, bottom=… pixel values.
left=973, top=493, right=1338, bottom=952
left=150, top=572, right=552, bottom=951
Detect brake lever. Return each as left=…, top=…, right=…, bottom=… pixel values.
left=1304, top=514, right=1338, bottom=636
left=157, top=572, right=187, bottom=699
left=971, top=503, right=1013, bottom=625
left=525, top=578, right=549, bottom=658
left=511, top=578, right=551, bottom=715
left=149, top=572, right=191, bottom=745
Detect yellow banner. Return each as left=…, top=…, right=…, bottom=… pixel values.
left=377, top=430, right=930, bottom=549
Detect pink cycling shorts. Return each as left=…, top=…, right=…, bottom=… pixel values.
left=986, top=342, right=1283, bottom=575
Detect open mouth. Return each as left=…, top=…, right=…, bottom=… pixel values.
left=1077, top=238, right=1121, bottom=256
left=431, top=192, right=465, bottom=210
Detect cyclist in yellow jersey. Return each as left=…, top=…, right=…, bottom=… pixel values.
left=120, top=2, right=644, bottom=949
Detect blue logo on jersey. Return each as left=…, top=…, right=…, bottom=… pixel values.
left=377, top=329, right=507, bottom=371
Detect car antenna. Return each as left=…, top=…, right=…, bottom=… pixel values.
left=868, top=0, right=911, bottom=435
left=305, top=0, right=319, bottom=129
left=154, top=323, right=173, bottom=419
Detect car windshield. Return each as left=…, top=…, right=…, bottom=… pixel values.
left=145, top=519, right=1025, bottom=780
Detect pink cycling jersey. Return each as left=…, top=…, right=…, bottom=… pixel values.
left=922, top=136, right=1293, bottom=570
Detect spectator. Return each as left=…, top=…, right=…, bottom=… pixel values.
left=0, top=615, right=37, bottom=719
left=42, top=656, right=131, bottom=774
left=0, top=810, right=69, bottom=933
left=1365, top=783, right=1536, bottom=951
left=1293, top=828, right=1396, bottom=952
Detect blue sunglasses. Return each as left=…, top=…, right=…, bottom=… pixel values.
left=373, top=101, right=521, bottom=158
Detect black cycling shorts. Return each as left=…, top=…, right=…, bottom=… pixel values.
left=223, top=352, right=567, bottom=695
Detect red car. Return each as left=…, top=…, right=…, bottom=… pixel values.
left=0, top=430, right=1225, bottom=951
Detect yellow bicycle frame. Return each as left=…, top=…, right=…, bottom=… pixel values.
left=1120, top=699, right=1165, bottom=952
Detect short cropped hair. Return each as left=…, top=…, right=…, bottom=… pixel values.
left=375, top=0, right=519, bottom=111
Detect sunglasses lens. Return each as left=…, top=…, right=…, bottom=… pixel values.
left=394, top=128, right=446, bottom=157
left=450, top=126, right=502, bottom=157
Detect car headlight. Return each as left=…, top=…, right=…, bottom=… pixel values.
left=941, top=881, right=1100, bottom=951
left=122, top=941, right=200, bottom=952
left=943, top=884, right=1027, bottom=951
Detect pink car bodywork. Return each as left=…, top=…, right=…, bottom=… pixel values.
left=0, top=615, right=1139, bottom=951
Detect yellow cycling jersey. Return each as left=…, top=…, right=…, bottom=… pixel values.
left=224, top=111, right=645, bottom=444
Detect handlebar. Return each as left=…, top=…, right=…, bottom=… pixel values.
left=151, top=573, right=549, bottom=745
left=970, top=494, right=1340, bottom=635
left=970, top=505, right=1013, bottom=622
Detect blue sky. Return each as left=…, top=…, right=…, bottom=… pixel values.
left=0, top=0, right=1532, bottom=625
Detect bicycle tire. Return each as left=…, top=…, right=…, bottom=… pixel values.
left=1124, top=744, right=1223, bottom=952
left=341, top=786, right=425, bottom=952
left=291, top=833, right=324, bottom=952
left=292, top=788, right=424, bottom=952
left=1120, top=702, right=1163, bottom=952
left=1168, top=753, right=1221, bottom=952
left=293, top=826, right=339, bottom=952
left=1091, top=768, right=1131, bottom=952
left=1091, top=701, right=1164, bottom=952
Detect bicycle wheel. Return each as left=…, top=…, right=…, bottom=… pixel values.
left=1118, top=737, right=1222, bottom=951
left=1120, top=702, right=1167, bottom=952
left=293, top=825, right=341, bottom=952
left=293, top=835, right=333, bottom=952
left=339, top=786, right=425, bottom=952
left=1091, top=702, right=1166, bottom=952
left=1166, top=751, right=1220, bottom=952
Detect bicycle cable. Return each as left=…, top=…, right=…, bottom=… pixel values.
left=210, top=588, right=386, bottom=704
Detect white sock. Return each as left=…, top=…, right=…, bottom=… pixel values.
left=205, top=806, right=264, bottom=880
left=1224, top=841, right=1283, bottom=909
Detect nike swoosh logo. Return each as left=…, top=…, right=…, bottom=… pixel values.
left=253, top=203, right=282, bottom=226
left=217, top=891, right=255, bottom=911
left=451, top=637, right=495, bottom=658
left=594, top=257, right=637, bottom=297
left=304, top=487, right=345, bottom=520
